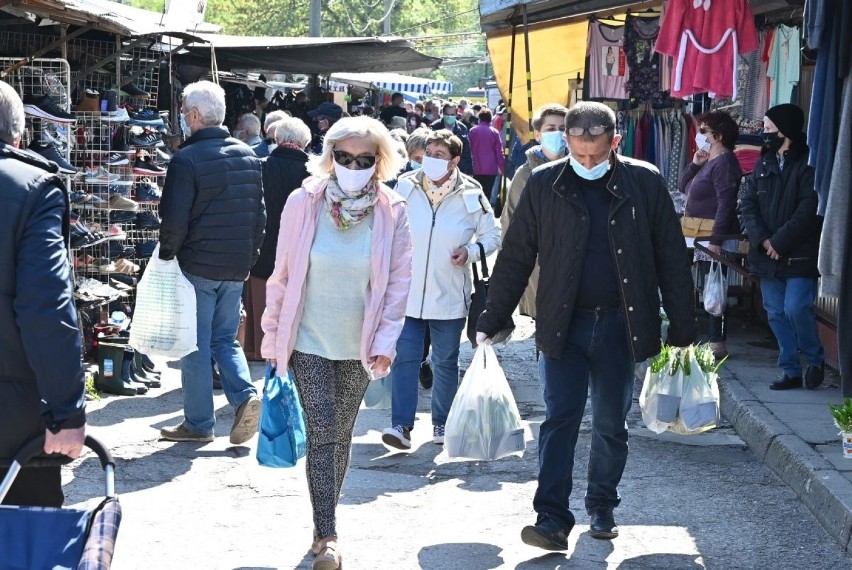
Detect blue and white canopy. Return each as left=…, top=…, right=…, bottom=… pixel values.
left=331, top=72, right=452, bottom=96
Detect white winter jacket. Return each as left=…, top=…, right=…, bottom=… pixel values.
left=395, top=169, right=501, bottom=320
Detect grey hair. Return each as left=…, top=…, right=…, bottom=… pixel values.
left=264, top=110, right=290, bottom=132
left=307, top=116, right=404, bottom=182
left=182, top=80, right=226, bottom=127
left=274, top=116, right=311, bottom=148
left=564, top=101, right=617, bottom=143
left=235, top=113, right=261, bottom=137
left=405, top=128, right=429, bottom=157
left=0, top=80, right=24, bottom=144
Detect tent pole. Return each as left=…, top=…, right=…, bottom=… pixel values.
left=499, top=22, right=518, bottom=213
left=522, top=4, right=534, bottom=143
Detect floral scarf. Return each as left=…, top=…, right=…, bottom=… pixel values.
left=324, top=177, right=380, bottom=230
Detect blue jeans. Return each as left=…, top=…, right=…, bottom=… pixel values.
left=390, top=317, right=466, bottom=428
left=760, top=276, right=824, bottom=377
left=180, top=271, right=257, bottom=435
left=534, top=308, right=634, bottom=526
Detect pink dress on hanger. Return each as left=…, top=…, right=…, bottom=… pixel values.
left=655, top=0, right=759, bottom=99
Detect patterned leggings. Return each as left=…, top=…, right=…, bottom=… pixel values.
left=289, top=350, right=370, bottom=538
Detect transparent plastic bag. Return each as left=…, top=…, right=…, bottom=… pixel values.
left=670, top=348, right=720, bottom=435
left=704, top=261, right=727, bottom=317
left=362, top=375, right=392, bottom=409
left=639, top=349, right=683, bottom=434
left=129, top=244, right=197, bottom=358
left=445, top=345, right=525, bottom=461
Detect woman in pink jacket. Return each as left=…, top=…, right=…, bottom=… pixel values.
left=261, top=116, right=413, bottom=570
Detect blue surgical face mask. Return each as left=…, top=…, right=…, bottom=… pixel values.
left=180, top=113, right=192, bottom=138
left=443, top=115, right=457, bottom=126
left=570, top=153, right=611, bottom=180
left=410, top=160, right=422, bottom=170
left=540, top=130, right=567, bottom=157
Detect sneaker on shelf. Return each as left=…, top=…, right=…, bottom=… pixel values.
left=74, top=89, right=101, bottom=113
left=83, top=194, right=109, bottom=210
left=381, top=425, right=412, bottom=451
left=113, top=258, right=140, bottom=275
left=108, top=224, right=127, bottom=240
left=105, top=152, right=130, bottom=166
left=97, top=260, right=118, bottom=274
left=100, top=107, right=130, bottom=122
left=134, top=181, right=161, bottom=203
left=155, top=147, right=172, bottom=164
left=110, top=273, right=138, bottom=287
left=108, top=194, right=139, bottom=212
left=135, top=211, right=161, bottom=230
left=120, top=82, right=149, bottom=98
left=84, top=166, right=119, bottom=184
left=73, top=254, right=97, bottom=271
left=135, top=241, right=157, bottom=258
left=111, top=126, right=132, bottom=153
left=133, top=155, right=166, bottom=176
left=70, top=191, right=92, bottom=205
left=28, top=141, right=76, bottom=174
left=128, top=108, right=165, bottom=127
left=41, top=128, right=68, bottom=153
left=24, top=94, right=76, bottom=123
left=109, top=210, right=137, bottom=224
left=127, top=128, right=162, bottom=147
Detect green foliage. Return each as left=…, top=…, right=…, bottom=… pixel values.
left=125, top=0, right=486, bottom=91
left=830, top=398, right=852, bottom=433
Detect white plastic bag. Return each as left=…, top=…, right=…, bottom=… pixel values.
left=670, top=347, right=720, bottom=435
left=362, top=376, right=392, bottom=409
left=704, top=261, right=727, bottom=317
left=129, top=244, right=198, bottom=359
left=445, top=345, right=525, bottom=461
left=639, top=348, right=683, bottom=434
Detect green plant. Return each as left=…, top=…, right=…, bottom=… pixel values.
left=85, top=373, right=101, bottom=401
left=829, top=398, right=852, bottom=433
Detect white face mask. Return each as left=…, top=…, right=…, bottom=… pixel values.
left=694, top=132, right=712, bottom=152
left=333, top=162, right=376, bottom=195
left=422, top=156, right=450, bottom=181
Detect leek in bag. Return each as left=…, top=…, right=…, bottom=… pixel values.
left=704, top=261, right=727, bottom=317
left=670, top=345, right=721, bottom=435
left=444, top=345, right=525, bottom=461
left=640, top=345, right=679, bottom=434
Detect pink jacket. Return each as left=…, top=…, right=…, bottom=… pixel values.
left=468, top=121, right=505, bottom=176
left=260, top=177, right=413, bottom=375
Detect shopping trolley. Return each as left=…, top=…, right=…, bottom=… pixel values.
left=0, top=435, right=121, bottom=570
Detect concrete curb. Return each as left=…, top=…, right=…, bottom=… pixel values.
left=719, top=374, right=852, bottom=554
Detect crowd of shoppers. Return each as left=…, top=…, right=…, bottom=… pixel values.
left=0, top=72, right=831, bottom=570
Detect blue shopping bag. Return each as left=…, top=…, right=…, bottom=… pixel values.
left=256, top=365, right=307, bottom=468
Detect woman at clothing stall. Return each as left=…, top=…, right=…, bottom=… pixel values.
left=740, top=103, right=825, bottom=392
left=678, top=110, right=742, bottom=360
left=261, top=116, right=413, bottom=570
left=500, top=103, right=568, bottom=319
left=242, top=116, right=311, bottom=360
left=381, top=129, right=501, bottom=451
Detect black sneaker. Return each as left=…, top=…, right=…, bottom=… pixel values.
left=134, top=181, right=161, bottom=203
left=521, top=514, right=573, bottom=551
left=111, top=126, right=132, bottom=152
left=127, top=130, right=162, bottom=147
left=27, top=140, right=76, bottom=173
left=109, top=210, right=137, bottom=223
left=133, top=156, right=166, bottom=176
left=105, top=152, right=129, bottom=166
left=129, top=109, right=165, bottom=127
left=120, top=82, right=150, bottom=98
left=589, top=508, right=619, bottom=539
left=135, top=211, right=161, bottom=230
left=135, top=241, right=157, bottom=258
left=23, top=94, right=76, bottom=123
left=769, top=374, right=803, bottom=390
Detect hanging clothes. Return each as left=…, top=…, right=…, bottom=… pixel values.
left=655, top=0, right=759, bottom=100
left=586, top=20, right=630, bottom=100
left=742, top=30, right=771, bottom=120
left=624, top=15, right=674, bottom=107
left=768, top=25, right=802, bottom=106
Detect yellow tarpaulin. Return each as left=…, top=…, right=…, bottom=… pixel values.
left=486, top=18, right=589, bottom=142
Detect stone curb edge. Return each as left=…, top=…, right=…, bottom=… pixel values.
left=718, top=374, right=852, bottom=555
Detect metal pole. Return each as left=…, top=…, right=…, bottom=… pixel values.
left=499, top=23, right=518, bottom=212
left=309, top=0, right=321, bottom=37
left=522, top=4, right=534, bottom=143
left=383, top=0, right=392, bottom=35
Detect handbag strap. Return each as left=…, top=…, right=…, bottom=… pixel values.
left=476, top=242, right=488, bottom=279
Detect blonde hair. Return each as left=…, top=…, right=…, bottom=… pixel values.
left=307, top=116, right=404, bottom=182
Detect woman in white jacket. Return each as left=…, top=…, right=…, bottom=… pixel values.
left=382, top=129, right=501, bottom=450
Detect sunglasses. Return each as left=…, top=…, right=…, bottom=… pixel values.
left=699, top=127, right=715, bottom=135
left=567, top=125, right=614, bottom=137
left=333, top=150, right=376, bottom=170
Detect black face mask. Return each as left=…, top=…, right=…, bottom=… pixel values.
left=763, top=132, right=784, bottom=152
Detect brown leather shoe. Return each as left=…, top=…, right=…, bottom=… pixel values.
left=313, top=536, right=341, bottom=570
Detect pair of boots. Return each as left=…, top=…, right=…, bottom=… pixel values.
left=96, top=339, right=161, bottom=396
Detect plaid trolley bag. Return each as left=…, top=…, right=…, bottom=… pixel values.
left=0, top=435, right=121, bottom=570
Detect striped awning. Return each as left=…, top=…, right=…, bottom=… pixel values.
left=331, top=72, right=451, bottom=95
